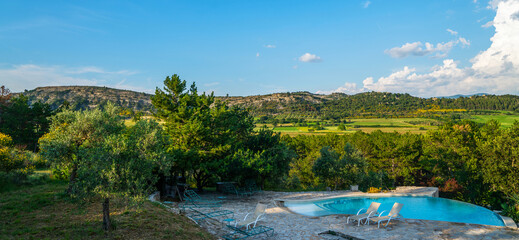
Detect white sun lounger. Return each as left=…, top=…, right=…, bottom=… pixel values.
left=346, top=202, right=381, bottom=226
left=366, top=202, right=404, bottom=228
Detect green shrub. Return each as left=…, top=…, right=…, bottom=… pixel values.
left=51, top=164, right=70, bottom=180
left=501, top=195, right=519, bottom=223
left=0, top=147, right=26, bottom=172
left=25, top=151, right=48, bottom=168
left=0, top=132, right=12, bottom=147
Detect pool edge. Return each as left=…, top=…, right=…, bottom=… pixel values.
left=499, top=215, right=518, bottom=228
left=276, top=194, right=515, bottom=228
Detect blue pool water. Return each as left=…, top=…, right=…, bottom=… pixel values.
left=283, top=196, right=505, bottom=226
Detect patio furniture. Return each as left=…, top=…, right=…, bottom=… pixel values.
left=365, top=202, right=404, bottom=228
left=185, top=207, right=234, bottom=224
left=223, top=225, right=274, bottom=240
left=346, top=202, right=381, bottom=226
left=179, top=200, right=222, bottom=211
left=222, top=182, right=252, bottom=197
left=184, top=189, right=222, bottom=203
left=234, top=202, right=268, bottom=230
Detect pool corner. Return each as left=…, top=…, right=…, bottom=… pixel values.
left=499, top=215, right=518, bottom=228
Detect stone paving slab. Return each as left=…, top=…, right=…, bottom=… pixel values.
left=158, top=190, right=519, bottom=240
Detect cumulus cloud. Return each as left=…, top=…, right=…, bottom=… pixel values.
left=317, top=82, right=359, bottom=95
left=0, top=64, right=151, bottom=93
left=298, top=53, right=322, bottom=63
left=385, top=37, right=468, bottom=59
left=321, top=0, right=519, bottom=97
left=511, top=11, right=519, bottom=20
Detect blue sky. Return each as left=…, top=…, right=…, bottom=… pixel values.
left=1, top=0, right=518, bottom=97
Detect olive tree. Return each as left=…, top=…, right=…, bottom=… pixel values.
left=39, top=105, right=173, bottom=230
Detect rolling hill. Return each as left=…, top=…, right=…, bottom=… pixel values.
left=14, top=86, right=519, bottom=118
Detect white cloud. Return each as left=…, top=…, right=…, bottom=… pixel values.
left=385, top=36, right=470, bottom=59
left=204, top=82, right=220, bottom=87
left=363, top=1, right=371, bottom=8
left=256, top=52, right=260, bottom=57
left=385, top=42, right=436, bottom=58
left=317, top=82, right=359, bottom=95
left=298, top=53, right=322, bottom=63
left=319, top=0, right=519, bottom=97
left=264, top=44, right=276, bottom=48
left=0, top=64, right=151, bottom=93
left=482, top=21, right=494, bottom=28
left=447, top=29, right=458, bottom=35
left=458, top=37, right=470, bottom=47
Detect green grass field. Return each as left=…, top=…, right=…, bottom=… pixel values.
left=260, top=114, right=519, bottom=135
left=136, top=113, right=519, bottom=135
left=0, top=172, right=214, bottom=240
left=470, top=115, right=519, bottom=128
left=259, top=118, right=439, bottom=135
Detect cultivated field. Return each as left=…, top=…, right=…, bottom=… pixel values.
left=260, top=114, right=519, bottom=135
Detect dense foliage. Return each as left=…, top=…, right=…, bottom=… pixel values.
left=0, top=89, right=54, bottom=151
left=312, top=144, right=368, bottom=190
left=0, top=132, right=40, bottom=192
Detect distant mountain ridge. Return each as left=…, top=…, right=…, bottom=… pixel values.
left=14, top=86, right=519, bottom=118
left=439, top=93, right=489, bottom=99
left=17, top=86, right=154, bottom=112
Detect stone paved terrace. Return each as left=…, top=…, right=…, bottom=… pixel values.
left=158, top=188, right=519, bottom=240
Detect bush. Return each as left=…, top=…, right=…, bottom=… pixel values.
left=0, top=132, right=12, bottom=147
left=0, top=147, right=26, bottom=172
left=25, top=151, right=48, bottom=168
left=51, top=164, right=70, bottom=180
left=502, top=202, right=519, bottom=223
left=367, top=187, right=381, bottom=193
left=501, top=194, right=519, bottom=223
left=0, top=166, right=34, bottom=191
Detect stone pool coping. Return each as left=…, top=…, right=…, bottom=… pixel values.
left=274, top=186, right=439, bottom=205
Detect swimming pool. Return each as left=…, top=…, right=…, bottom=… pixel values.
left=282, top=196, right=505, bottom=227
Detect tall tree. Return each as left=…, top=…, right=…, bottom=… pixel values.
left=152, top=74, right=253, bottom=190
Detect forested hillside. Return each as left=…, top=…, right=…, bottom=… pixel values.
left=15, top=86, right=519, bottom=118
left=17, top=86, right=154, bottom=112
